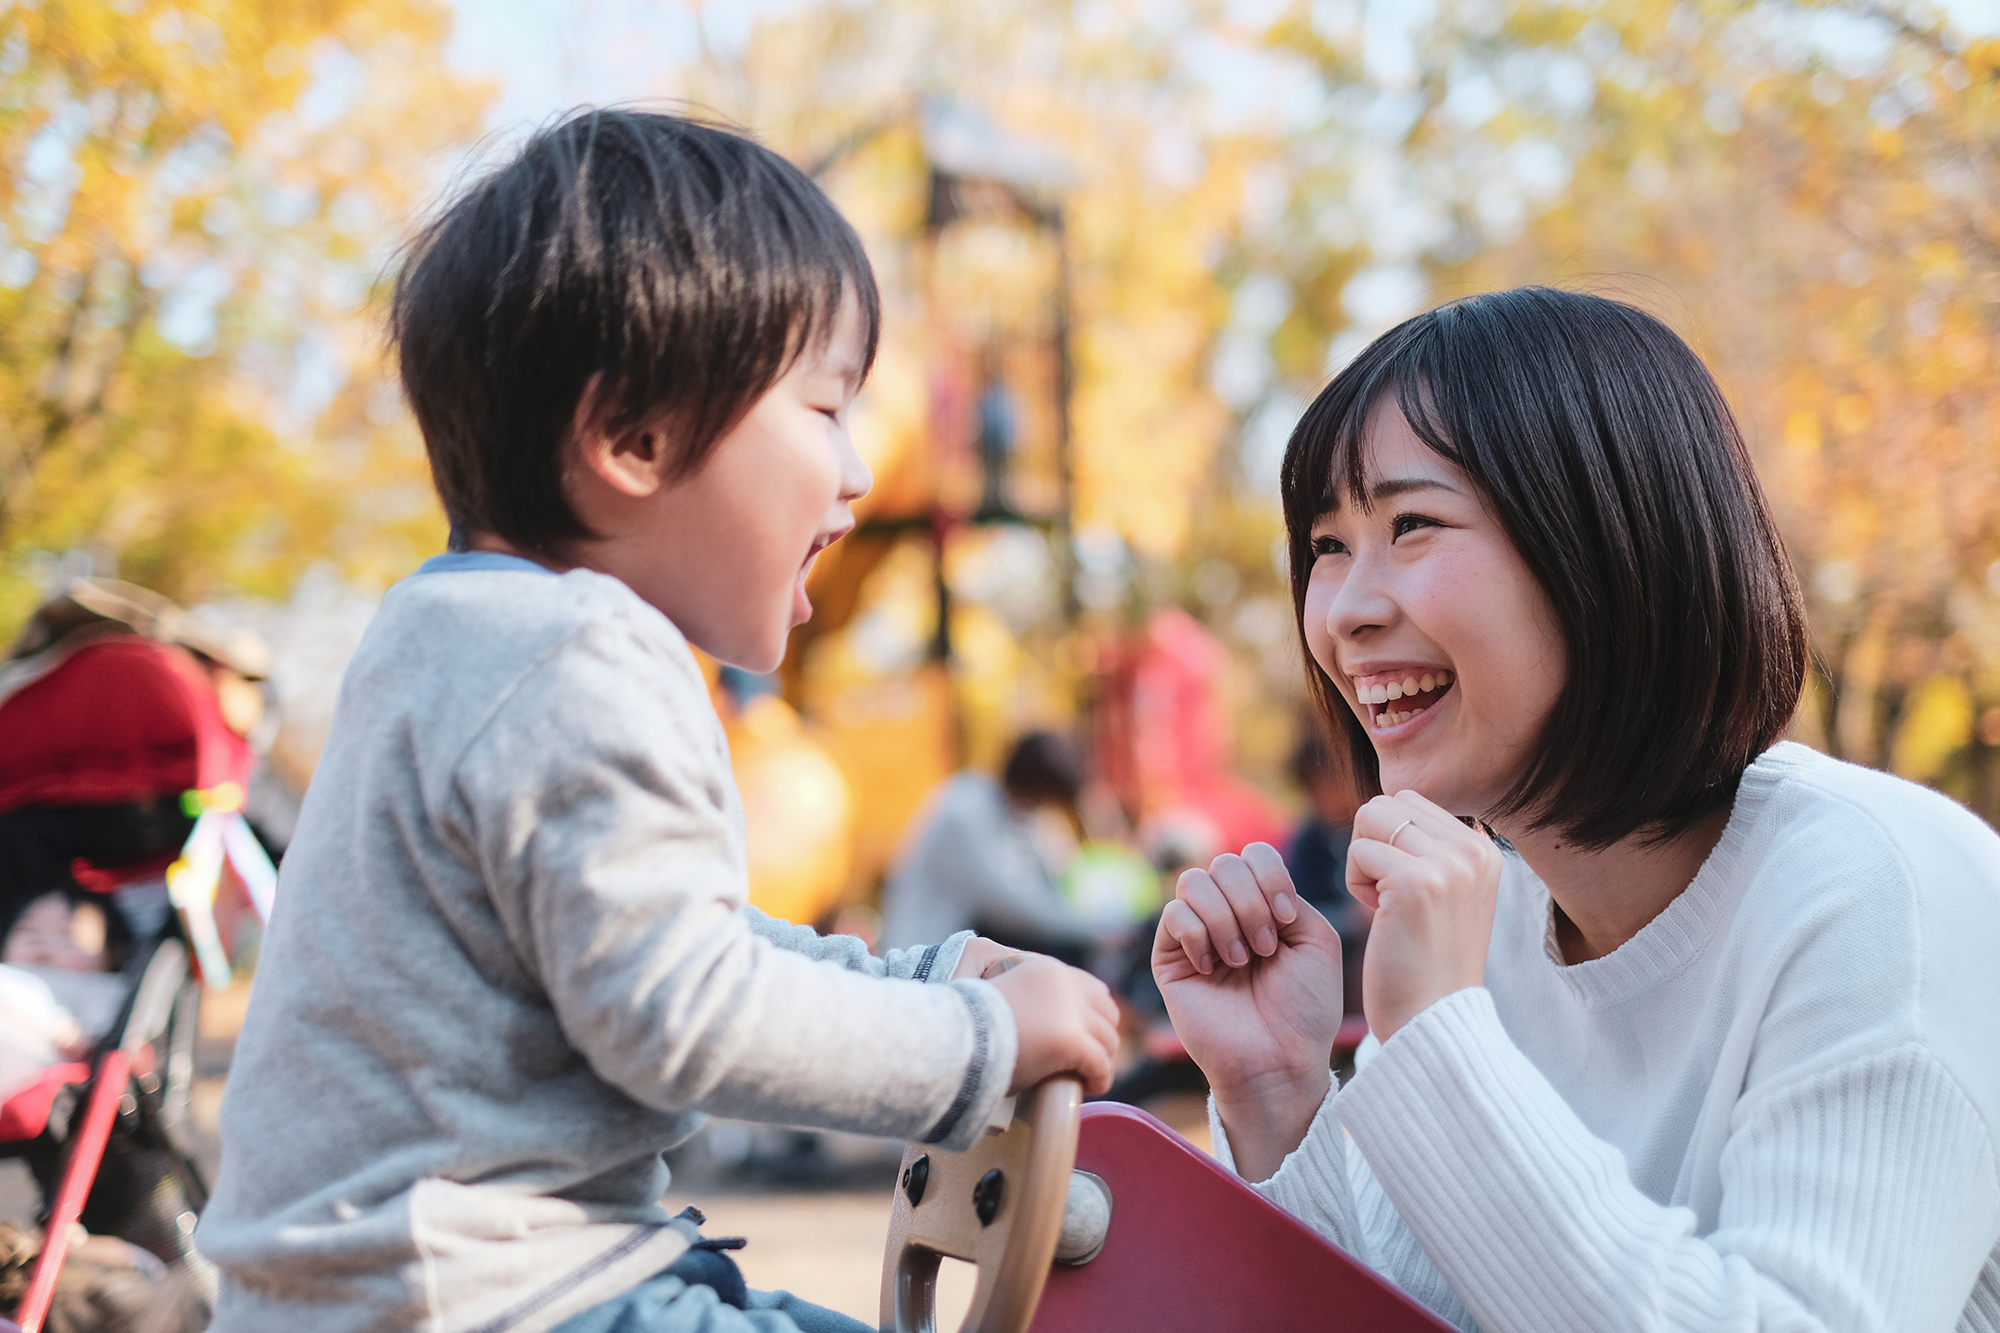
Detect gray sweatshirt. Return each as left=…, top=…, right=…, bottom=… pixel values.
left=198, top=558, right=1016, bottom=1333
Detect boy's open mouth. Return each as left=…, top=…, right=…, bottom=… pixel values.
left=1353, top=668, right=1455, bottom=730
left=801, top=529, right=842, bottom=574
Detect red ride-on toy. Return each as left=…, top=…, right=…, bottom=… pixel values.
left=879, top=1076, right=1454, bottom=1333
left=0, top=582, right=276, bottom=1333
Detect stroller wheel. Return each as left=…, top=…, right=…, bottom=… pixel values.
left=80, top=1140, right=196, bottom=1267
left=74, top=1141, right=218, bottom=1325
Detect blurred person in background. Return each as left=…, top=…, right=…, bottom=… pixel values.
left=1282, top=725, right=1370, bottom=1017
left=879, top=731, right=1112, bottom=966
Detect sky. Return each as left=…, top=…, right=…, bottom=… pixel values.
left=442, top=0, right=786, bottom=135
left=443, top=0, right=2000, bottom=140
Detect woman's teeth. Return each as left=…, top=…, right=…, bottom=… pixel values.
left=1359, top=670, right=1453, bottom=729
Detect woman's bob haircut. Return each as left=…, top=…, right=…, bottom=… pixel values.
left=1281, top=287, right=1810, bottom=849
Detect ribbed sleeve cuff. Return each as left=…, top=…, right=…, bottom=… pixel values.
left=922, top=977, right=1017, bottom=1151
left=1208, top=1082, right=1367, bottom=1259
left=877, top=929, right=974, bottom=983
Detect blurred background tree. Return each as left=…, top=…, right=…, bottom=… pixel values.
left=1247, top=0, right=2000, bottom=816
left=8, top=0, right=1999, bottom=895
left=0, top=0, right=486, bottom=630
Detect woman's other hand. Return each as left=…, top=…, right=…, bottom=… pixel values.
left=1153, top=842, right=1345, bottom=1181
left=1347, top=790, right=1501, bottom=1042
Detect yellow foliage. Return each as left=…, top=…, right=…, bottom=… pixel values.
left=727, top=695, right=856, bottom=926
left=1256, top=0, right=2000, bottom=815
left=0, top=0, right=486, bottom=632
left=1782, top=411, right=1822, bottom=459
left=1892, top=674, right=1975, bottom=783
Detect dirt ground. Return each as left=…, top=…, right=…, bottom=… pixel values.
left=3, top=976, right=1213, bottom=1328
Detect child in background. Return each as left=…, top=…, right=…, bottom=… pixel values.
left=0, top=889, right=130, bottom=1096
left=198, top=111, right=1118, bottom=1333
left=1280, top=727, right=1370, bottom=1017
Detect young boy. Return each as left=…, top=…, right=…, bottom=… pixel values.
left=197, top=110, right=1119, bottom=1333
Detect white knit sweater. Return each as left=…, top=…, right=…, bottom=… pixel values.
left=1211, top=743, right=2000, bottom=1332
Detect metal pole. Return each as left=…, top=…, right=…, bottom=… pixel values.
left=1050, top=205, right=1079, bottom=624
left=15, top=1050, right=131, bottom=1333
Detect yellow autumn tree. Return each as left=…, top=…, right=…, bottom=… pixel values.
left=0, top=0, right=487, bottom=634
left=1260, top=0, right=2000, bottom=820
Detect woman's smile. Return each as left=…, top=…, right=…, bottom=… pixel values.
left=1350, top=666, right=1456, bottom=730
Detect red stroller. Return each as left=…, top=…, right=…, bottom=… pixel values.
left=0, top=582, right=276, bottom=1333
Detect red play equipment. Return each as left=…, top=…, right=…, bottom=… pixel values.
left=0, top=580, right=275, bottom=1333
left=881, top=1078, right=1454, bottom=1332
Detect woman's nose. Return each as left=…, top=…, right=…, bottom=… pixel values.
left=1326, top=552, right=1396, bottom=640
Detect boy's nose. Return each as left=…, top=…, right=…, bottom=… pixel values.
left=839, top=437, right=873, bottom=502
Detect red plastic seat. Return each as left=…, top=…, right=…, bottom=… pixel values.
left=1029, top=1102, right=1453, bottom=1332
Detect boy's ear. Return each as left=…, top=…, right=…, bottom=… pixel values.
left=570, top=373, right=673, bottom=499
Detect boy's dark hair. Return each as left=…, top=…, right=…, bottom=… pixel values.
left=391, top=109, right=882, bottom=555
left=1280, top=286, right=1809, bottom=849
left=1002, top=731, right=1087, bottom=808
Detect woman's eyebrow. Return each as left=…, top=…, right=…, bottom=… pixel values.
left=1369, top=476, right=1461, bottom=502
left=1317, top=474, right=1462, bottom=519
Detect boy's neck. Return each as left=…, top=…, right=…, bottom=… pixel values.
left=465, top=531, right=572, bottom=573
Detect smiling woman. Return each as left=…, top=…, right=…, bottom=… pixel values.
left=1152, top=288, right=2000, bottom=1332
left=1284, top=289, right=1809, bottom=850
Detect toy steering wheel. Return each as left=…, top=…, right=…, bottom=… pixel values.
left=879, top=1076, right=1085, bottom=1333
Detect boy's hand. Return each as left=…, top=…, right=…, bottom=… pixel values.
left=986, top=955, right=1119, bottom=1096
left=951, top=935, right=1019, bottom=981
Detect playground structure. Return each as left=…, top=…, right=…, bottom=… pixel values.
left=731, top=99, right=1285, bottom=932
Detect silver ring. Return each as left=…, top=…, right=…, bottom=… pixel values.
left=1387, top=818, right=1416, bottom=849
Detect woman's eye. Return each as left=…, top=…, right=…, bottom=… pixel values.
left=1311, top=535, right=1346, bottom=557
left=1391, top=513, right=1440, bottom=539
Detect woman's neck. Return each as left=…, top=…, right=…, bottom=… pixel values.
left=1498, top=803, right=1733, bottom=965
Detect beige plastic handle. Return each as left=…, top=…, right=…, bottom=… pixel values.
left=879, top=1076, right=1083, bottom=1333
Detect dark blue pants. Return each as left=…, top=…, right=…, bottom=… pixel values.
left=548, top=1246, right=871, bottom=1333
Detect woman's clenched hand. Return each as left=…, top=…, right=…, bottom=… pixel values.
left=1346, top=790, right=1501, bottom=1043
left=1152, top=842, right=1345, bottom=1181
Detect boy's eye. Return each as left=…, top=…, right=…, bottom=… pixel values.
left=1312, top=535, right=1346, bottom=558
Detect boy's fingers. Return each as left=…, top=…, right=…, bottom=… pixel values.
left=1209, top=853, right=1280, bottom=958
left=1076, top=1038, right=1114, bottom=1096
left=1177, top=867, right=1251, bottom=968
left=1088, top=1011, right=1119, bottom=1059
left=1241, top=841, right=1300, bottom=926
left=1158, top=899, right=1215, bottom=974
